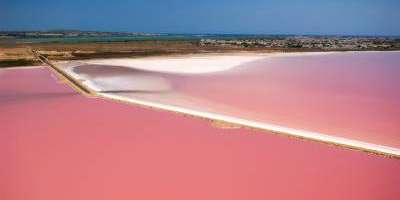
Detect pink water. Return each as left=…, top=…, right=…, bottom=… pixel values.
left=73, top=51, right=400, bottom=149
left=1, top=67, right=400, bottom=200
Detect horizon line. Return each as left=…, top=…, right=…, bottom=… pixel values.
left=1, top=30, right=400, bottom=37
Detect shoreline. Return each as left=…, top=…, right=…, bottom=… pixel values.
left=2, top=40, right=400, bottom=68
left=62, top=72, right=400, bottom=158
left=99, top=92, right=400, bottom=158
left=59, top=51, right=400, bottom=158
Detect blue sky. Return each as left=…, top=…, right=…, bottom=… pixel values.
left=1, top=0, right=400, bottom=35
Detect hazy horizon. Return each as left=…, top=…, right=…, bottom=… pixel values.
left=2, top=30, right=400, bottom=37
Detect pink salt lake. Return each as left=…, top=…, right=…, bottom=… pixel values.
left=69, top=51, right=400, bottom=149
left=1, top=66, right=400, bottom=200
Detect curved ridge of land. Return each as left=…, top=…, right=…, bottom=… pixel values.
left=59, top=51, right=400, bottom=158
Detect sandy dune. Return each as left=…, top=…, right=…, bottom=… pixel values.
left=80, top=53, right=268, bottom=74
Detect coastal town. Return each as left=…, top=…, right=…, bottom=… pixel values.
left=199, top=36, right=400, bottom=51
left=1, top=31, right=399, bottom=52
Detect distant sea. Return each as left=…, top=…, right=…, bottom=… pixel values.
left=1, top=34, right=292, bottom=44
